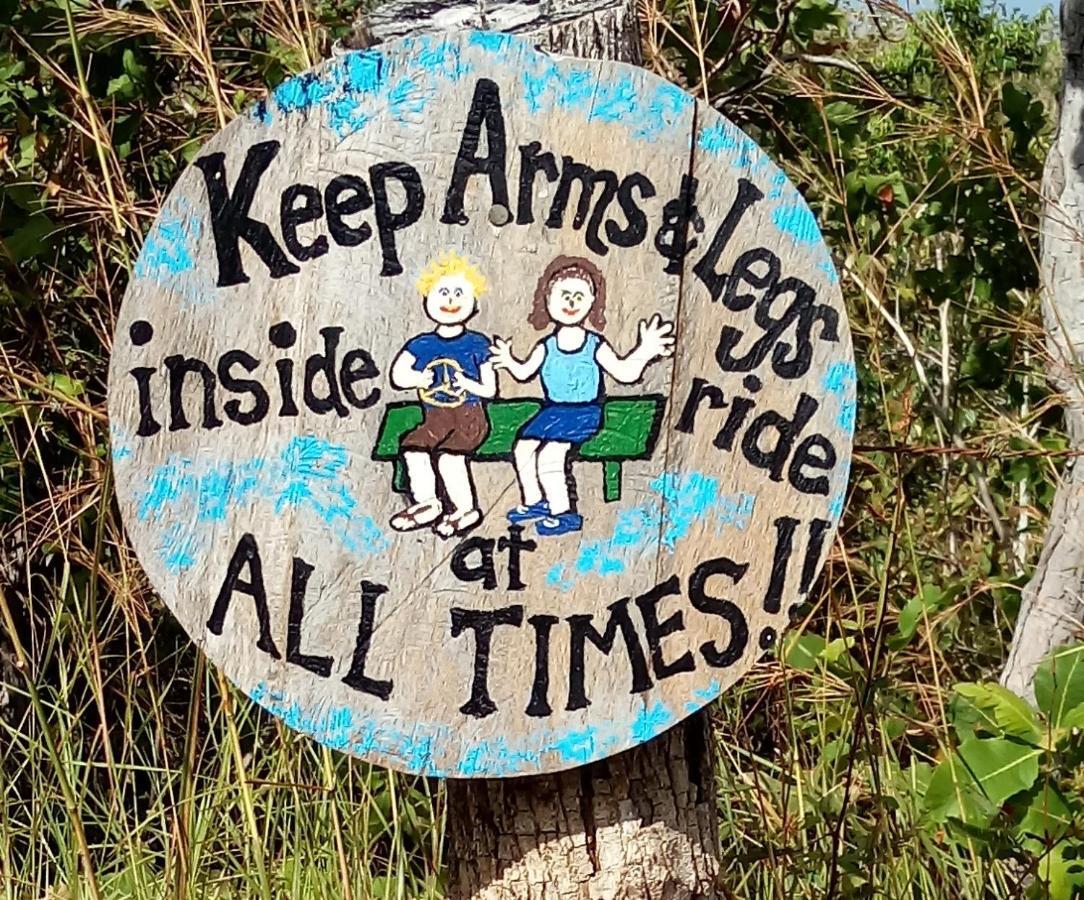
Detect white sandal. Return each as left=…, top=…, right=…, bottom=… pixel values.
left=434, top=508, right=482, bottom=538
left=390, top=500, right=443, bottom=531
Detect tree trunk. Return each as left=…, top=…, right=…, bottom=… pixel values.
left=349, top=2, right=722, bottom=896
left=1001, top=0, right=1084, bottom=699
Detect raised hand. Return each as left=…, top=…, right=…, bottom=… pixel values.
left=637, top=314, right=675, bottom=361
left=489, top=336, right=514, bottom=371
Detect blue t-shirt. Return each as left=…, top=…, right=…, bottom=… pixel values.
left=403, top=330, right=490, bottom=406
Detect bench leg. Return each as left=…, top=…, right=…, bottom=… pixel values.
left=603, top=461, right=621, bottom=502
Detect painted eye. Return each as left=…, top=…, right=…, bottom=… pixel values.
left=439, top=287, right=449, bottom=297
left=454, top=288, right=463, bottom=298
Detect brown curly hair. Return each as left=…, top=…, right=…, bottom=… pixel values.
left=528, top=255, right=607, bottom=331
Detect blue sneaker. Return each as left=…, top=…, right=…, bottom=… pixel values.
left=507, top=501, right=550, bottom=523
left=536, top=513, right=583, bottom=536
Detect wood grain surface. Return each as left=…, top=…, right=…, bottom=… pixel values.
left=107, top=31, right=854, bottom=777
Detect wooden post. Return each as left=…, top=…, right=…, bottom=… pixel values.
left=357, top=3, right=723, bottom=896
left=1001, top=0, right=1084, bottom=700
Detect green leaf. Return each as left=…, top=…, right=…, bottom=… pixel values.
left=924, top=753, right=996, bottom=827
left=1034, top=643, right=1084, bottom=727
left=2, top=213, right=56, bottom=263
left=1018, top=783, right=1074, bottom=840
left=954, top=682, right=1042, bottom=743
left=957, top=736, right=1041, bottom=806
left=782, top=633, right=826, bottom=671
left=1036, top=842, right=1084, bottom=900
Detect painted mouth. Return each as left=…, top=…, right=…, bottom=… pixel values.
left=562, top=307, right=577, bottom=316
left=440, top=305, right=462, bottom=314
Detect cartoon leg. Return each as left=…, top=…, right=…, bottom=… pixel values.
left=434, top=454, right=481, bottom=538
left=538, top=442, right=572, bottom=514
left=536, top=442, right=582, bottom=536
left=513, top=439, right=543, bottom=505
left=390, top=451, right=443, bottom=531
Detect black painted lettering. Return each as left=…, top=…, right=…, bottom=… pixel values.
left=280, top=183, right=328, bottom=262
left=450, top=536, right=498, bottom=590
left=676, top=377, right=725, bottom=434
left=526, top=613, right=559, bottom=718
left=343, top=580, right=393, bottom=700
left=130, top=367, right=161, bottom=437
left=740, top=393, right=819, bottom=482
left=165, top=355, right=222, bottom=432
left=194, top=141, right=299, bottom=287
left=634, top=575, right=695, bottom=681
left=692, top=178, right=764, bottom=299
left=763, top=516, right=798, bottom=614
left=516, top=141, right=558, bottom=225
left=324, top=174, right=373, bottom=247
left=689, top=556, right=749, bottom=668
left=340, top=348, right=380, bottom=410
left=450, top=605, right=524, bottom=718
left=800, top=518, right=833, bottom=595
left=371, top=162, right=424, bottom=276
left=442, top=78, right=509, bottom=226
left=206, top=533, right=280, bottom=658
left=789, top=434, right=836, bottom=495
left=545, top=159, right=619, bottom=256
left=218, top=350, right=270, bottom=426
left=607, top=172, right=656, bottom=248
left=653, top=173, right=704, bottom=275
left=286, top=556, right=332, bottom=677
left=497, top=525, right=536, bottom=591
left=303, top=326, right=348, bottom=417
left=566, top=597, right=652, bottom=711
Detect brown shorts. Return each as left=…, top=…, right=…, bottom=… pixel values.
left=400, top=403, right=489, bottom=454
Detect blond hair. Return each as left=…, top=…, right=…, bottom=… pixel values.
left=416, top=251, right=487, bottom=299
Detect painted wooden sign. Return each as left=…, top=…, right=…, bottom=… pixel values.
left=108, top=32, right=854, bottom=777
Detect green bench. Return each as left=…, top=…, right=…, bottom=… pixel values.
left=372, top=396, right=666, bottom=503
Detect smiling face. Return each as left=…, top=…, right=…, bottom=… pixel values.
left=424, top=273, right=477, bottom=325
left=546, top=276, right=595, bottom=326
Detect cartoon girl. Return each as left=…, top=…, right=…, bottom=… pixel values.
left=489, top=256, right=674, bottom=536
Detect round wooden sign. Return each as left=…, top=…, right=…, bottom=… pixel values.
left=108, top=32, right=854, bottom=777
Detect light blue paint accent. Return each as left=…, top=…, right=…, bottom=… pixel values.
left=819, top=257, right=840, bottom=285
left=698, top=119, right=767, bottom=171
left=630, top=701, right=675, bottom=744
left=685, top=679, right=721, bottom=712
left=828, top=492, right=845, bottom=521
left=134, top=200, right=201, bottom=282
left=467, top=31, right=517, bottom=54
left=553, top=474, right=756, bottom=588
left=823, top=361, right=856, bottom=395
left=822, top=361, right=857, bottom=437
left=246, top=681, right=694, bottom=776
left=157, top=522, right=200, bottom=573
left=110, top=424, right=132, bottom=463
left=546, top=563, right=574, bottom=591
left=137, top=437, right=388, bottom=573
left=772, top=200, right=822, bottom=245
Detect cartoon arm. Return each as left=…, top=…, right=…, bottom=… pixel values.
left=595, top=314, right=675, bottom=384
left=489, top=338, right=545, bottom=383
left=452, top=360, right=498, bottom=399
left=390, top=349, right=435, bottom=391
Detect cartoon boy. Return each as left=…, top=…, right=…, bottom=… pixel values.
left=389, top=252, right=496, bottom=538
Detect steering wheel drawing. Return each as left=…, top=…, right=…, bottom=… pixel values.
left=419, top=357, right=468, bottom=408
